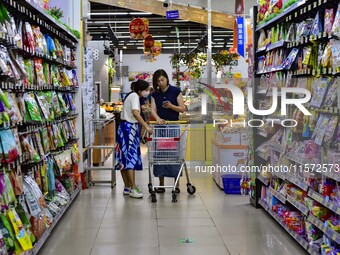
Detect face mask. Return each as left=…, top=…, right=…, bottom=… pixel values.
left=142, top=90, right=150, bottom=98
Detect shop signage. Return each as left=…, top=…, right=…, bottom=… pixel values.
left=236, top=16, right=245, bottom=57
left=166, top=10, right=179, bottom=19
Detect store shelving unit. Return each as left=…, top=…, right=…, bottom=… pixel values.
left=0, top=0, right=81, bottom=254
left=252, top=0, right=340, bottom=253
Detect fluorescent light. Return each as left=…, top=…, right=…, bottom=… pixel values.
left=149, top=26, right=172, bottom=28
left=213, top=30, right=234, bottom=33
left=214, top=45, right=224, bottom=48
left=130, top=12, right=152, bottom=15
left=137, top=47, right=144, bottom=49
left=214, top=38, right=225, bottom=41
left=123, top=46, right=127, bottom=49
left=117, top=36, right=132, bottom=38
left=87, top=20, right=130, bottom=24
left=152, top=35, right=168, bottom=38
left=170, top=31, right=204, bottom=34
left=88, top=12, right=129, bottom=15
left=162, top=46, right=196, bottom=49
left=215, top=35, right=232, bottom=37
left=174, top=19, right=189, bottom=22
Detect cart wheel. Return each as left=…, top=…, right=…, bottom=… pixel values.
left=187, top=184, right=196, bottom=195
left=151, top=193, right=157, bottom=203
left=148, top=183, right=153, bottom=194
left=172, top=192, right=177, bottom=203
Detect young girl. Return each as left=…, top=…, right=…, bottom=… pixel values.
left=115, top=79, right=152, bottom=198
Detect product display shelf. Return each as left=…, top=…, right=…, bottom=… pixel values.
left=255, top=0, right=307, bottom=31
left=308, top=215, right=340, bottom=244
left=267, top=142, right=285, bottom=153
left=268, top=186, right=287, bottom=204
left=286, top=195, right=309, bottom=215
left=272, top=172, right=286, bottom=181
left=0, top=0, right=81, bottom=254
left=258, top=175, right=270, bottom=186
left=259, top=199, right=270, bottom=211
left=308, top=189, right=340, bottom=215
left=252, top=0, right=340, bottom=252
left=28, top=185, right=81, bottom=255
left=284, top=174, right=309, bottom=191
left=3, top=0, right=77, bottom=47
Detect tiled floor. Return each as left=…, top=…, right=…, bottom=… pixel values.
left=38, top=146, right=307, bottom=255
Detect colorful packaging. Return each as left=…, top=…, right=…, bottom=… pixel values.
left=324, top=116, right=339, bottom=147
left=0, top=130, right=19, bottom=163
left=325, top=8, right=335, bottom=33
left=324, top=78, right=339, bottom=106
left=332, top=3, right=340, bottom=37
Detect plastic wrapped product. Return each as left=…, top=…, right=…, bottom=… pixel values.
left=282, top=48, right=299, bottom=70
left=34, top=59, right=45, bottom=86
left=321, top=42, right=332, bottom=67
left=332, top=3, right=340, bottom=37
left=0, top=129, right=19, bottom=163
left=325, top=8, right=335, bottom=33
left=310, top=78, right=329, bottom=108
left=24, top=93, right=42, bottom=122
left=324, top=116, right=339, bottom=147
left=324, top=78, right=339, bottom=106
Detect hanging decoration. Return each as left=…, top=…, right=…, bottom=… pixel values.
left=129, top=18, right=148, bottom=39
left=143, top=34, right=155, bottom=50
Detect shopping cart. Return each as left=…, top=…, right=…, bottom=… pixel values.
left=146, top=121, right=196, bottom=203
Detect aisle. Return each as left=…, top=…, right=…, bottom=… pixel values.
left=38, top=146, right=307, bottom=255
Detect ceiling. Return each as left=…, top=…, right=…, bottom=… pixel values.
left=86, top=1, right=234, bottom=54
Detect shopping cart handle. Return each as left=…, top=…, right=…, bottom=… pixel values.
left=148, top=120, right=189, bottom=125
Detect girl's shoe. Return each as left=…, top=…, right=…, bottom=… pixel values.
left=130, top=186, right=143, bottom=198
left=123, top=187, right=130, bottom=195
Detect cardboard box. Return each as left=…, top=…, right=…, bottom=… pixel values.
left=214, top=130, right=240, bottom=145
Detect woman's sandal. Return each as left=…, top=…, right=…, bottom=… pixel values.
left=155, top=188, right=165, bottom=193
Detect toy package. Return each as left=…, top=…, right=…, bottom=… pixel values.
left=310, top=78, right=329, bottom=108
left=24, top=93, right=42, bottom=122
left=332, top=3, right=340, bottom=37
left=324, top=116, right=339, bottom=147
left=0, top=129, right=19, bottom=163
left=282, top=48, right=299, bottom=70
left=324, top=78, right=339, bottom=106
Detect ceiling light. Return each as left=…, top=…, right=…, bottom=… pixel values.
left=174, top=19, right=189, bottom=22
left=149, top=26, right=172, bottom=28
left=129, top=12, right=152, bottom=15
left=162, top=46, right=196, bottom=49
left=123, top=46, right=127, bottom=49
left=214, top=38, right=225, bottom=41
left=117, top=36, right=132, bottom=38
left=88, top=12, right=129, bottom=15
left=87, top=20, right=130, bottom=24
left=152, top=35, right=168, bottom=38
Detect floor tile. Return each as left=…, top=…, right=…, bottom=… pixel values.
left=91, top=245, right=160, bottom=255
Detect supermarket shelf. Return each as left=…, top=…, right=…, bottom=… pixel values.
left=273, top=172, right=286, bottom=181
left=308, top=214, right=340, bottom=245
left=259, top=199, right=269, bottom=211
left=268, top=142, right=285, bottom=153
left=258, top=175, right=269, bottom=186
left=268, top=209, right=310, bottom=252
left=323, top=171, right=340, bottom=182
left=284, top=153, right=309, bottom=165
left=29, top=185, right=81, bottom=255
left=268, top=209, right=285, bottom=227
left=285, top=175, right=309, bottom=191
left=308, top=189, right=340, bottom=215
left=255, top=0, right=306, bottom=31
left=285, top=226, right=309, bottom=250
left=307, top=247, right=320, bottom=255
left=266, top=40, right=286, bottom=51
left=257, top=66, right=284, bottom=75
left=268, top=187, right=286, bottom=204
left=286, top=195, right=309, bottom=216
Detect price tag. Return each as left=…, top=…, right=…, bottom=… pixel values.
left=325, top=195, right=330, bottom=203
left=323, top=67, right=327, bottom=74
left=308, top=4, right=311, bottom=11
left=313, top=2, right=317, bottom=8
left=304, top=7, right=307, bottom=13
left=295, top=12, right=297, bottom=18
left=318, top=0, right=322, bottom=6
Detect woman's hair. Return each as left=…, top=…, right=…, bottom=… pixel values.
left=131, top=79, right=149, bottom=93
left=152, top=69, right=169, bottom=92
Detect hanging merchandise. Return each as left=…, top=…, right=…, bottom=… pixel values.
left=0, top=129, right=19, bottom=163
left=129, top=18, right=148, bottom=39
left=332, top=3, right=340, bottom=38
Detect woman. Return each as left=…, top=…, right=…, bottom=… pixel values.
left=115, top=79, right=152, bottom=198
left=151, top=69, right=185, bottom=193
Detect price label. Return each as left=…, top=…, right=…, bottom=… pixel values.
left=318, top=0, right=322, bottom=5
left=295, top=12, right=297, bottom=18
left=323, top=67, right=327, bottom=74
left=313, top=2, right=317, bottom=8
left=304, top=7, right=307, bottom=13
left=328, top=67, right=332, bottom=74
left=308, top=4, right=311, bottom=11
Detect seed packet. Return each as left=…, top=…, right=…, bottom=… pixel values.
left=321, top=42, right=332, bottom=67
left=314, top=114, right=331, bottom=145
left=60, top=69, right=71, bottom=86
left=324, top=78, right=339, bottom=106
left=0, top=228, right=9, bottom=255
left=24, top=22, right=35, bottom=54
left=34, top=132, right=44, bottom=157
left=324, top=116, right=339, bottom=147
left=52, top=124, right=64, bottom=148
left=57, top=93, right=69, bottom=114
left=5, top=93, right=22, bottom=124
left=71, top=143, right=80, bottom=164
left=34, top=59, right=45, bottom=86
left=47, top=125, right=56, bottom=151
left=20, top=135, right=34, bottom=160
left=7, top=208, right=33, bottom=251
left=35, top=91, right=50, bottom=120
left=51, top=65, right=59, bottom=87
left=40, top=127, right=50, bottom=154
left=51, top=91, right=61, bottom=117
left=4, top=173, right=15, bottom=205
left=332, top=3, right=340, bottom=38
left=43, top=91, right=54, bottom=120
left=29, top=135, right=40, bottom=163
left=32, top=26, right=44, bottom=55
left=42, top=62, right=50, bottom=85
left=40, top=163, right=48, bottom=195
left=11, top=129, right=21, bottom=156
left=10, top=167, right=23, bottom=196
left=325, top=8, right=335, bottom=33
left=15, top=95, right=25, bottom=120
left=331, top=40, right=340, bottom=71
left=62, top=121, right=70, bottom=141
left=310, top=78, right=329, bottom=108
left=67, top=120, right=77, bottom=138
left=44, top=35, right=56, bottom=59
left=0, top=216, right=15, bottom=253
left=0, top=130, right=18, bottom=163
left=282, top=48, right=299, bottom=70
left=24, top=93, right=42, bottom=122
left=58, top=123, right=67, bottom=144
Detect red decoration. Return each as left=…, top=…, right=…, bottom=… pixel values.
left=129, top=18, right=148, bottom=39
left=143, top=34, right=154, bottom=49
